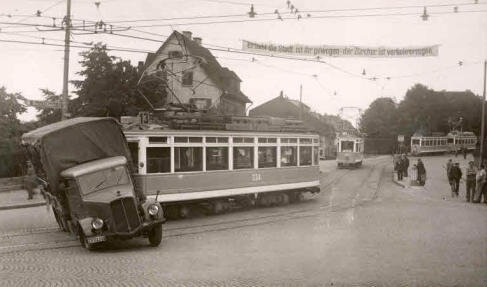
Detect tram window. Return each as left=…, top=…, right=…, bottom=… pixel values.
left=281, top=146, right=297, bottom=167
left=233, top=137, right=254, bottom=144
left=341, top=141, right=354, bottom=152
left=175, top=137, right=188, bottom=143
left=206, top=137, right=217, bottom=143
left=258, top=147, right=277, bottom=168
left=448, top=138, right=453, bottom=144
left=149, top=137, right=167, bottom=143
left=412, top=139, right=420, bottom=145
left=313, top=147, right=319, bottom=165
left=189, top=137, right=202, bottom=143
left=281, top=138, right=289, bottom=143
left=300, top=138, right=312, bottom=144
left=233, top=147, right=254, bottom=169
left=218, top=137, right=228, bottom=143
left=313, top=138, right=319, bottom=143
left=300, top=146, right=312, bottom=166
left=127, top=142, right=139, bottom=173
left=206, top=147, right=228, bottom=171
left=147, top=147, right=170, bottom=173
left=174, top=147, right=202, bottom=172
left=258, top=138, right=277, bottom=143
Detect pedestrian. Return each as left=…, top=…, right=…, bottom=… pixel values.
left=24, top=161, right=37, bottom=200
left=473, top=165, right=486, bottom=203
left=416, top=158, right=426, bottom=185
left=396, top=156, right=404, bottom=181
left=446, top=159, right=453, bottom=180
left=463, top=146, right=467, bottom=160
left=450, top=163, right=462, bottom=197
left=465, top=161, right=476, bottom=202
left=481, top=165, right=487, bottom=204
left=454, top=147, right=458, bottom=157
left=402, top=154, right=410, bottom=178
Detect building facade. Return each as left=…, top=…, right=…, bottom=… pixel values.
left=143, top=31, right=251, bottom=115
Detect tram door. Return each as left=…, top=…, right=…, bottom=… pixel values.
left=127, top=141, right=139, bottom=174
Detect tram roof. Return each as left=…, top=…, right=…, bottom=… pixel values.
left=123, top=128, right=318, bottom=137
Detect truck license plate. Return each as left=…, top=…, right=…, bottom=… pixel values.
left=87, top=235, right=106, bottom=244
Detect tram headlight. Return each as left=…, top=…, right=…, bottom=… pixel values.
left=148, top=204, right=160, bottom=216
left=91, top=218, right=104, bottom=230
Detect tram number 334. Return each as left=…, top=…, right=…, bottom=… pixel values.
left=251, top=173, right=262, bottom=182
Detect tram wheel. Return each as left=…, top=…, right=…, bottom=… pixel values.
left=279, top=193, right=290, bottom=205
left=211, top=201, right=225, bottom=214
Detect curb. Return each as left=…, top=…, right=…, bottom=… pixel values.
left=0, top=201, right=46, bottom=211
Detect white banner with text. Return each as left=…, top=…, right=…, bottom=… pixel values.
left=242, top=40, right=439, bottom=58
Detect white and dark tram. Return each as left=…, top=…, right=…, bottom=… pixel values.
left=410, top=131, right=477, bottom=155
left=336, top=134, right=364, bottom=168
left=122, top=116, right=321, bottom=218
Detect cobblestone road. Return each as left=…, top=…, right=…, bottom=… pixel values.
left=0, top=156, right=486, bottom=286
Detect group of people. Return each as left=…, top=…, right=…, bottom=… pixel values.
left=394, top=154, right=426, bottom=185
left=446, top=159, right=487, bottom=203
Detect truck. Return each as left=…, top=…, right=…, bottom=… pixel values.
left=22, top=117, right=165, bottom=250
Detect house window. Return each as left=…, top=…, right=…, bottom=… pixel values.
left=182, top=71, right=193, bottom=86
left=190, top=98, right=211, bottom=110
left=168, top=51, right=183, bottom=59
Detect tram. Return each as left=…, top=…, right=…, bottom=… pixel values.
left=410, top=131, right=476, bottom=155
left=122, top=115, right=321, bottom=217
left=336, top=134, right=364, bottom=168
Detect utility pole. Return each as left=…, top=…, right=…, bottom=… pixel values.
left=61, top=0, right=71, bottom=120
left=480, top=60, right=487, bottom=166
left=299, top=84, right=303, bottom=120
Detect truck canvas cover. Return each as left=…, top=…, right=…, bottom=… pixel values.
left=22, top=117, right=135, bottom=197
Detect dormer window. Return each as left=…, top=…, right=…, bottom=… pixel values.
left=168, top=51, right=183, bottom=59
left=182, top=71, right=193, bottom=86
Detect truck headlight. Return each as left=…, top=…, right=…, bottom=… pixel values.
left=91, top=218, right=104, bottom=230
left=148, top=204, right=160, bottom=216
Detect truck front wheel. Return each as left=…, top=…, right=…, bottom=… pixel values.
left=148, top=224, right=163, bottom=247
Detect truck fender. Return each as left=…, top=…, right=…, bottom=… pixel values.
left=140, top=199, right=165, bottom=222
left=77, top=217, right=95, bottom=237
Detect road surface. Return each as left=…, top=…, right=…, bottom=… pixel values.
left=0, top=155, right=485, bottom=286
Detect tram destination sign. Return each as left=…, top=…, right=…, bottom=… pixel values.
left=242, top=40, right=439, bottom=58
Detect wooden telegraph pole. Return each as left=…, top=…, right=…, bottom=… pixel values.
left=61, top=0, right=71, bottom=120
left=480, top=60, right=487, bottom=166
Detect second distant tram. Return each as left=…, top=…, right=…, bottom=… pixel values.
left=336, top=135, right=364, bottom=168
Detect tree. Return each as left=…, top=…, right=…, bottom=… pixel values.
left=70, top=43, right=148, bottom=118
left=359, top=97, right=398, bottom=138
left=0, top=87, right=27, bottom=177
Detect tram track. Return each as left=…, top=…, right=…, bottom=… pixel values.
left=0, top=158, right=389, bottom=254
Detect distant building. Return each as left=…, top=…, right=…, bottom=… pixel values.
left=249, top=92, right=338, bottom=158
left=142, top=31, right=251, bottom=115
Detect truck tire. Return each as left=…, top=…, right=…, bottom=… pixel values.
left=148, top=224, right=163, bottom=247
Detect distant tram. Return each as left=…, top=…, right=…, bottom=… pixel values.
left=410, top=131, right=477, bottom=155
left=123, top=115, right=321, bottom=217
left=336, top=134, right=364, bottom=168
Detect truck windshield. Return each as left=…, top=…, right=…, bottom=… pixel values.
left=78, top=166, right=129, bottom=196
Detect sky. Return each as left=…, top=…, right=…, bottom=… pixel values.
left=0, top=0, right=486, bottom=125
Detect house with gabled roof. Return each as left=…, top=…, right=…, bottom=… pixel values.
left=142, top=30, right=251, bottom=115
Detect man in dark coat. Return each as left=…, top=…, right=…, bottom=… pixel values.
left=402, top=154, right=410, bottom=178
left=396, top=156, right=403, bottom=181
left=450, top=163, right=462, bottom=197
left=416, top=158, right=426, bottom=185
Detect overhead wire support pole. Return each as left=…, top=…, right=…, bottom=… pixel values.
left=61, top=0, right=71, bottom=120
left=480, top=60, right=487, bottom=166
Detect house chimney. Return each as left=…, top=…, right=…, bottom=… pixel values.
left=137, top=61, right=144, bottom=73
left=193, top=37, right=202, bottom=45
left=182, top=31, right=192, bottom=40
